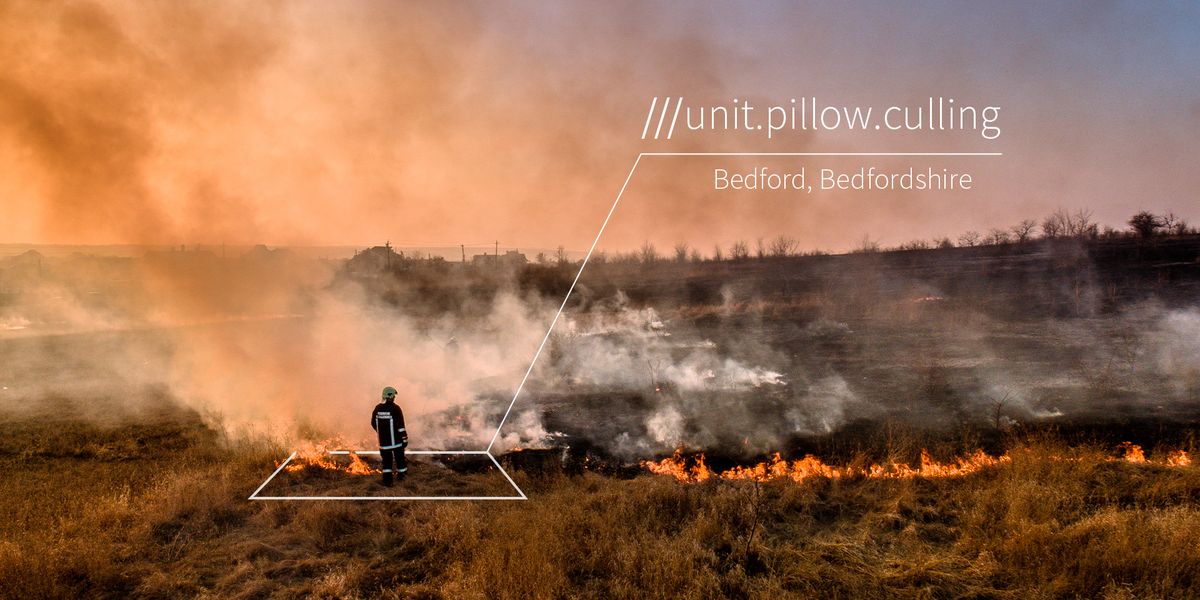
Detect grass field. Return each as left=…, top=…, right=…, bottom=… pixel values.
left=3, top=404, right=1199, bottom=600
left=3, top=237, right=1199, bottom=598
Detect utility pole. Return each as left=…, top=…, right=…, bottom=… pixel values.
left=461, top=244, right=466, bottom=263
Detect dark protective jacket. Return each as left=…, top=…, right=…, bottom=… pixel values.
left=372, top=401, right=407, bottom=450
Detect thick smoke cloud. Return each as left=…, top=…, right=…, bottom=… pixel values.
left=0, top=1, right=281, bottom=244
left=4, top=2, right=1196, bottom=253
left=2, top=2, right=1198, bottom=462
left=0, top=1, right=728, bottom=249
left=0, top=250, right=557, bottom=451
left=2, top=245, right=1198, bottom=460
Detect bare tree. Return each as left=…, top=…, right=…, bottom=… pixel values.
left=989, top=391, right=1014, bottom=431
left=853, top=235, right=880, bottom=254
left=730, top=240, right=750, bottom=260
left=1041, top=212, right=1064, bottom=238
left=935, top=237, right=955, bottom=249
left=1170, top=217, right=1191, bottom=236
left=1010, top=219, right=1037, bottom=243
left=689, top=248, right=703, bottom=263
left=1161, top=213, right=1178, bottom=235
left=1065, top=208, right=1097, bottom=238
left=754, top=237, right=766, bottom=259
left=987, top=228, right=1011, bottom=245
left=555, top=245, right=568, bottom=265
left=740, top=479, right=766, bottom=569
left=712, top=244, right=724, bottom=262
left=768, top=235, right=799, bottom=257
left=673, top=242, right=689, bottom=263
left=958, top=230, right=981, bottom=247
left=639, top=241, right=659, bottom=264
left=1161, top=212, right=1189, bottom=236
left=613, top=251, right=639, bottom=265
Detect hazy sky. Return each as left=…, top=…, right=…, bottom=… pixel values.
left=1, top=1, right=1197, bottom=252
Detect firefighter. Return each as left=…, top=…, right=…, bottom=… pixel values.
left=371, top=386, right=408, bottom=486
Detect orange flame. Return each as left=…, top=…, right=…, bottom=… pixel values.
left=643, top=443, right=1192, bottom=484
left=283, top=440, right=338, bottom=473
left=1167, top=450, right=1192, bottom=467
left=644, top=449, right=713, bottom=482
left=345, top=453, right=378, bottom=475
left=641, top=449, right=1010, bottom=484
left=278, top=438, right=381, bottom=475
left=1118, top=441, right=1146, bottom=463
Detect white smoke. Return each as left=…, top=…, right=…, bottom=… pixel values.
left=645, top=404, right=685, bottom=447
left=551, top=305, right=786, bottom=392
left=540, top=295, right=860, bottom=456
left=785, top=374, right=854, bottom=435
left=165, top=286, right=560, bottom=450
left=1150, top=308, right=1200, bottom=395
left=0, top=253, right=562, bottom=451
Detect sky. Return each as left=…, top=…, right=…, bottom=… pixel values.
left=1, top=0, right=1197, bottom=252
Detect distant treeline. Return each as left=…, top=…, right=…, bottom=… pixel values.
left=587, top=208, right=1198, bottom=266
left=339, top=208, right=1198, bottom=276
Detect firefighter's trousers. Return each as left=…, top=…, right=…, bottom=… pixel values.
left=381, top=447, right=407, bottom=484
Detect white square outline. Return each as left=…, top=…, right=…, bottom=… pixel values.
left=248, top=450, right=526, bottom=501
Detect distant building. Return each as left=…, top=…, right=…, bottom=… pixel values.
left=348, top=244, right=401, bottom=273
left=243, top=244, right=293, bottom=262
left=472, top=250, right=528, bottom=268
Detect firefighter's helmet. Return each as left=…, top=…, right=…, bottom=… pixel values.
left=382, top=386, right=398, bottom=402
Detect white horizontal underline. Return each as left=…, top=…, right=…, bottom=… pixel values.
left=250, top=496, right=525, bottom=501
left=326, top=450, right=489, bottom=455
left=640, top=152, right=1002, bottom=156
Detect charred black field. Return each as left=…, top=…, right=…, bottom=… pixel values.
left=3, top=235, right=1200, bottom=598
left=521, top=235, right=1200, bottom=468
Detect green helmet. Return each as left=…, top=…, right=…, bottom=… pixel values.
left=382, top=386, right=398, bottom=402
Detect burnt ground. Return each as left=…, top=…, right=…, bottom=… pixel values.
left=3, top=235, right=1199, bottom=472
left=508, top=236, right=1200, bottom=468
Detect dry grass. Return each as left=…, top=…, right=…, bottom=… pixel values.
left=3, top=416, right=1199, bottom=599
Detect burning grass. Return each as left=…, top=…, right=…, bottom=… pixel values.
left=280, top=439, right=380, bottom=475
left=643, top=448, right=1013, bottom=483
left=3, top=412, right=1200, bottom=599
left=642, top=443, right=1189, bottom=484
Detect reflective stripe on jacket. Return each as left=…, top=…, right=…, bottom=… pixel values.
left=371, top=401, right=407, bottom=449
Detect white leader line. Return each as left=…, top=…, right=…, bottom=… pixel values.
left=489, top=452, right=527, bottom=500
left=486, top=153, right=644, bottom=454
left=249, top=451, right=297, bottom=500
